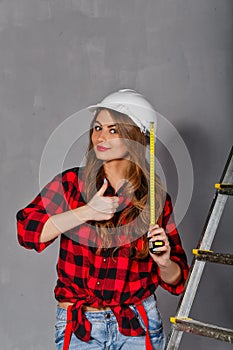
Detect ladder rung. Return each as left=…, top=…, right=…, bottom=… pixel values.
left=193, top=249, right=233, bottom=265
left=170, top=317, right=233, bottom=343
left=215, top=183, right=233, bottom=195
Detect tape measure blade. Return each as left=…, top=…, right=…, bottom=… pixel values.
left=150, top=122, right=156, bottom=226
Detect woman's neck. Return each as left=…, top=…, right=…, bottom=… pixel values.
left=103, top=159, right=129, bottom=192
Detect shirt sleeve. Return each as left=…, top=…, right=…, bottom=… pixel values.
left=158, top=193, right=189, bottom=295
left=16, top=173, right=69, bottom=253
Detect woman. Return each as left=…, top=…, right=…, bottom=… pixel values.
left=17, top=89, right=189, bottom=350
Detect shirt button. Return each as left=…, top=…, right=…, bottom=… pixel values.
left=103, top=258, right=106, bottom=262
left=96, top=281, right=100, bottom=286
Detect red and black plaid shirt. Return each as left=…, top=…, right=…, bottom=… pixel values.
left=17, top=167, right=189, bottom=342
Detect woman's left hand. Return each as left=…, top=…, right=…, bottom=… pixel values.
left=148, top=225, right=171, bottom=268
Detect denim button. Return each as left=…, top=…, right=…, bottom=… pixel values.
left=105, top=313, right=111, bottom=319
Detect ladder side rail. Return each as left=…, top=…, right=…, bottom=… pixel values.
left=200, top=194, right=228, bottom=249
left=165, top=261, right=206, bottom=349
left=165, top=329, right=183, bottom=349
left=196, top=147, right=233, bottom=250
left=218, top=147, right=233, bottom=184
left=176, top=261, right=206, bottom=316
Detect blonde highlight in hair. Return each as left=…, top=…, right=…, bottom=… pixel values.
left=84, top=108, right=165, bottom=259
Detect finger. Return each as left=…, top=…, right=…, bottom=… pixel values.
left=112, top=198, right=119, bottom=207
left=147, top=228, right=164, bottom=238
left=105, top=207, right=117, bottom=214
left=149, top=224, right=159, bottom=230
left=96, top=213, right=114, bottom=221
left=97, top=201, right=117, bottom=213
left=104, top=199, right=118, bottom=208
left=149, top=245, right=168, bottom=255
left=105, top=196, right=119, bottom=202
left=98, top=179, right=108, bottom=196
left=149, top=234, right=167, bottom=243
left=151, top=229, right=164, bottom=238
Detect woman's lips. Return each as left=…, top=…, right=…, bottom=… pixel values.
left=96, top=145, right=111, bottom=152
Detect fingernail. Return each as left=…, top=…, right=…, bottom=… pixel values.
left=151, top=247, right=159, bottom=253
left=104, top=178, right=107, bottom=184
left=147, top=231, right=151, bottom=238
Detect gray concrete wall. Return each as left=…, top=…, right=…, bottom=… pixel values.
left=0, top=1, right=232, bottom=349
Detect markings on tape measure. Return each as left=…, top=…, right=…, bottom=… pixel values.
left=150, top=122, right=155, bottom=226
left=149, top=122, right=164, bottom=254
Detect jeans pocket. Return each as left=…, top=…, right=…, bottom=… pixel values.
left=135, top=305, right=165, bottom=348
left=146, top=307, right=163, bottom=335
left=131, top=296, right=163, bottom=336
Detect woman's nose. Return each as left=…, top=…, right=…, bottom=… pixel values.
left=97, top=129, right=108, bottom=141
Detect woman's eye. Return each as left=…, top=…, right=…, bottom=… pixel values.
left=110, top=128, right=117, bottom=134
left=94, top=125, right=101, bottom=131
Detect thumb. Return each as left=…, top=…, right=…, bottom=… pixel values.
left=98, top=179, right=108, bottom=196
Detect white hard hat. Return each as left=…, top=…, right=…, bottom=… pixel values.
left=87, top=89, right=158, bottom=134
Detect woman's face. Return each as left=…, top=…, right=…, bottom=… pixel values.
left=91, top=109, right=129, bottom=162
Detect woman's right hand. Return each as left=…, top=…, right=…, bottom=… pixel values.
left=86, top=180, right=119, bottom=221
left=39, top=180, right=119, bottom=243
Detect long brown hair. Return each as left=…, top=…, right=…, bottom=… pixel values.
left=84, top=108, right=165, bottom=258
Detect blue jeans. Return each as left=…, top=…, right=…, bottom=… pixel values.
left=55, top=294, right=165, bottom=350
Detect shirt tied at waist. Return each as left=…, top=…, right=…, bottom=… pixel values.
left=67, top=295, right=146, bottom=342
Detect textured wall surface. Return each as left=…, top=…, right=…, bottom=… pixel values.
left=1, top=1, right=232, bottom=349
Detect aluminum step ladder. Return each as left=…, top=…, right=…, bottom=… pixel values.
left=165, top=147, right=233, bottom=349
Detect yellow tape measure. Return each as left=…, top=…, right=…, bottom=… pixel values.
left=148, top=122, right=164, bottom=254
left=150, top=122, right=156, bottom=226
